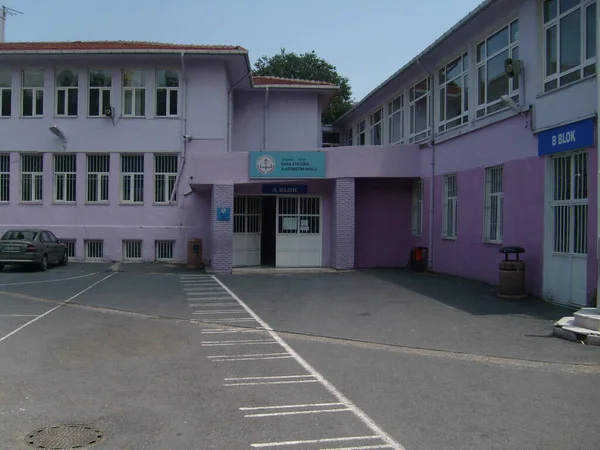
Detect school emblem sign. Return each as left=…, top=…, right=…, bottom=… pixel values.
left=256, top=155, right=276, bottom=175
left=249, top=151, right=326, bottom=179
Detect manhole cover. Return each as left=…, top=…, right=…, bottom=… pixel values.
left=26, top=424, right=103, bottom=449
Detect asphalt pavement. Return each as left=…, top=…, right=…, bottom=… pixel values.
left=0, top=263, right=598, bottom=449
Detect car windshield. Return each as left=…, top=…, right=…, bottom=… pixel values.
left=1, top=230, right=38, bottom=241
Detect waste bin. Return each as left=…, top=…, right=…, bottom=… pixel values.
left=186, top=238, right=203, bottom=269
left=498, top=246, right=527, bottom=299
left=409, top=246, right=429, bottom=272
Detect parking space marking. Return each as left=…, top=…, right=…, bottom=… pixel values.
left=208, top=352, right=290, bottom=359
left=191, top=303, right=240, bottom=307
left=202, top=340, right=279, bottom=347
left=0, top=314, right=40, bottom=317
left=0, top=271, right=99, bottom=287
left=0, top=273, right=115, bottom=344
left=225, top=375, right=315, bottom=381
left=240, top=403, right=345, bottom=411
left=224, top=379, right=320, bottom=387
left=251, top=436, right=381, bottom=448
left=244, top=408, right=352, bottom=418
left=211, top=356, right=295, bottom=362
left=320, top=445, right=394, bottom=450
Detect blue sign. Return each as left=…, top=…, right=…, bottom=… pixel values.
left=538, top=118, right=595, bottom=156
left=261, top=184, right=308, bottom=195
left=216, top=207, right=231, bottom=221
left=249, top=151, right=326, bottom=179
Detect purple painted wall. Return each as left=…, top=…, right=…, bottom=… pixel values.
left=355, top=178, right=412, bottom=268
left=585, top=147, right=598, bottom=305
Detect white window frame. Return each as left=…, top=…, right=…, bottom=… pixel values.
left=387, top=94, right=404, bottom=144
left=55, top=69, right=78, bottom=117
left=438, top=53, right=469, bottom=133
left=369, top=108, right=383, bottom=145
left=155, top=240, right=175, bottom=262
left=409, top=78, right=431, bottom=143
left=20, top=153, right=43, bottom=203
left=543, top=0, right=596, bottom=92
left=53, top=154, right=77, bottom=204
left=86, top=154, right=110, bottom=204
left=0, top=154, right=9, bottom=202
left=120, top=154, right=144, bottom=204
left=356, top=120, right=366, bottom=145
left=122, top=70, right=146, bottom=117
left=442, top=174, right=458, bottom=240
left=84, top=240, right=104, bottom=261
left=123, top=240, right=143, bottom=261
left=476, top=19, right=519, bottom=118
left=0, top=70, right=12, bottom=117
left=154, top=154, right=178, bottom=204
left=88, top=70, right=112, bottom=117
left=155, top=69, right=179, bottom=117
left=345, top=128, right=353, bottom=146
left=411, top=178, right=424, bottom=237
left=21, top=70, right=44, bottom=117
left=484, top=165, right=504, bottom=243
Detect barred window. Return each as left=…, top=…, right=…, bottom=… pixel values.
left=87, top=154, right=110, bottom=203
left=20, top=154, right=43, bottom=203
left=53, top=154, right=76, bottom=203
left=154, top=154, right=178, bottom=203
left=121, top=154, right=144, bottom=203
left=0, top=154, right=9, bottom=202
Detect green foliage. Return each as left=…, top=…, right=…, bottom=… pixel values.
left=253, top=48, right=354, bottom=124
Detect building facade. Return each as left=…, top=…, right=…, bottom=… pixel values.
left=0, top=0, right=597, bottom=309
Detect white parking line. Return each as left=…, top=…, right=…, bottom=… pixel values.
left=251, top=436, right=381, bottom=448
left=192, top=310, right=248, bottom=315
left=245, top=408, right=351, bottom=418
left=0, top=273, right=115, bottom=344
left=224, top=375, right=315, bottom=381
left=212, top=275, right=405, bottom=450
left=240, top=402, right=344, bottom=411
left=187, top=296, right=233, bottom=301
left=208, top=352, right=290, bottom=359
left=211, top=356, right=294, bottom=362
left=201, top=329, right=267, bottom=334
left=191, top=303, right=240, bottom=307
left=0, top=271, right=99, bottom=287
left=0, top=314, right=40, bottom=317
left=202, top=341, right=278, bottom=347
left=200, top=318, right=258, bottom=323
left=320, top=445, right=394, bottom=450
left=224, top=379, right=319, bottom=387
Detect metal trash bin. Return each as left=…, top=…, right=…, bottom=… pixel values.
left=498, top=246, right=527, bottom=299
left=186, top=238, right=203, bottom=269
left=409, top=246, right=429, bottom=272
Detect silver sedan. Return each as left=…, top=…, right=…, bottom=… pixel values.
left=0, top=229, right=68, bottom=271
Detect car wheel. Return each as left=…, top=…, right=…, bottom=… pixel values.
left=39, top=254, right=48, bottom=272
left=59, top=251, right=68, bottom=266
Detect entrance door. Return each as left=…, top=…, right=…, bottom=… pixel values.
left=544, top=151, right=588, bottom=307
left=261, top=196, right=277, bottom=266
left=276, top=196, right=322, bottom=267
left=233, top=196, right=261, bottom=267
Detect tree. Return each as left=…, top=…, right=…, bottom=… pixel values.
left=253, top=49, right=354, bottom=125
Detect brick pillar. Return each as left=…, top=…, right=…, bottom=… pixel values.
left=210, top=184, right=234, bottom=273
left=331, top=178, right=355, bottom=270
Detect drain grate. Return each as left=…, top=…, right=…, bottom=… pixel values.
left=26, top=424, right=103, bottom=449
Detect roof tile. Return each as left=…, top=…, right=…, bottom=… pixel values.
left=253, top=76, right=337, bottom=88
left=0, top=41, right=246, bottom=52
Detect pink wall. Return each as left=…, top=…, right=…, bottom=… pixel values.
left=586, top=147, right=598, bottom=304
left=355, top=178, right=412, bottom=268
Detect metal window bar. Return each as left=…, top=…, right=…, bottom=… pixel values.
left=233, top=197, right=262, bottom=234
left=0, top=154, right=9, bottom=202
left=121, top=154, right=144, bottom=203
left=443, top=174, right=458, bottom=239
left=278, top=196, right=300, bottom=234
left=87, top=154, right=110, bottom=203
left=299, top=197, right=320, bottom=234
left=154, top=154, right=178, bottom=203
left=123, top=240, right=142, bottom=261
left=411, top=179, right=423, bottom=236
left=155, top=240, right=175, bottom=261
left=53, top=154, right=76, bottom=203
left=484, top=165, right=504, bottom=242
left=84, top=240, right=104, bottom=260
left=61, top=239, right=76, bottom=258
left=20, top=154, right=43, bottom=202
left=551, top=152, right=588, bottom=255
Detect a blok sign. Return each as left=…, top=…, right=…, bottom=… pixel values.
left=538, top=118, right=595, bottom=156
left=249, top=151, right=326, bottom=179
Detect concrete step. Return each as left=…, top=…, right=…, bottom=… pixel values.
left=573, top=308, right=600, bottom=331
left=553, top=315, right=600, bottom=346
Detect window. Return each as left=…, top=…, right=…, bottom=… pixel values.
left=156, top=70, right=179, bottom=116
left=442, top=174, right=458, bottom=239
left=88, top=70, right=112, bottom=116
left=123, top=240, right=142, bottom=261
left=277, top=197, right=320, bottom=234
left=22, top=70, right=44, bottom=117
left=369, top=109, right=383, bottom=145
left=53, top=154, right=76, bottom=203
left=154, top=154, right=178, bottom=203
left=20, top=154, right=43, bottom=203
left=476, top=20, right=519, bottom=117
left=0, top=70, right=11, bottom=117
left=484, top=165, right=504, bottom=243
left=345, top=129, right=353, bottom=146
left=234, top=197, right=262, bottom=233
left=121, top=154, right=144, bottom=203
left=87, top=154, right=110, bottom=203
left=55, top=70, right=78, bottom=116
left=543, top=0, right=596, bottom=91
left=409, top=78, right=431, bottom=143
left=411, top=179, right=423, bottom=236
left=84, top=240, right=104, bottom=260
left=155, top=240, right=175, bottom=261
left=61, top=239, right=76, bottom=259
left=439, top=54, right=469, bottom=132
left=356, top=120, right=366, bottom=146
left=387, top=95, right=404, bottom=144
left=123, top=70, right=146, bottom=117
left=0, top=154, right=9, bottom=202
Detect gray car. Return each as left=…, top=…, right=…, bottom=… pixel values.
left=0, top=229, right=68, bottom=271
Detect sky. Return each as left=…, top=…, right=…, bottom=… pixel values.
left=3, top=0, right=484, bottom=101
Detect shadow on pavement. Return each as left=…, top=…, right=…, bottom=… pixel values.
left=365, top=268, right=574, bottom=321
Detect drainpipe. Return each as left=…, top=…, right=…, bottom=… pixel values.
left=169, top=51, right=187, bottom=203
left=596, top=0, right=600, bottom=307
left=263, top=87, right=269, bottom=150
left=227, top=70, right=251, bottom=153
